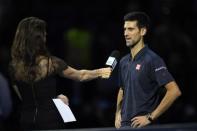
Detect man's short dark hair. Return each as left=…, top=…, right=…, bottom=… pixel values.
left=124, top=11, right=150, bottom=30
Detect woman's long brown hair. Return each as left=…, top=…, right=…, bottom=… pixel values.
left=11, top=17, right=50, bottom=82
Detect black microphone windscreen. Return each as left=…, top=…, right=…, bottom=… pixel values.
left=110, top=50, right=120, bottom=60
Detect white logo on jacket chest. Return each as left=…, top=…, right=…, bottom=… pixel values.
left=136, top=64, right=141, bottom=70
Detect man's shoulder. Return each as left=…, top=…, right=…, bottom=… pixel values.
left=120, top=54, right=130, bottom=63
left=146, top=48, right=163, bottom=61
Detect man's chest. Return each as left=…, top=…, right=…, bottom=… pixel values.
left=121, top=60, right=150, bottom=84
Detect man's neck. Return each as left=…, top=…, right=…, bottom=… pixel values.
left=130, top=40, right=145, bottom=60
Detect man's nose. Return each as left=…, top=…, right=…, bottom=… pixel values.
left=124, top=31, right=128, bottom=36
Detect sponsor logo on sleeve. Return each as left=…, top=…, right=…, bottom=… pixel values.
left=155, top=66, right=167, bottom=72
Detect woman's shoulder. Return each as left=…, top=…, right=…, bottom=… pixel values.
left=37, top=55, right=60, bottom=66
left=37, top=55, right=67, bottom=71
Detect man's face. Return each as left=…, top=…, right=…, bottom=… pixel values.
left=124, top=21, right=145, bottom=48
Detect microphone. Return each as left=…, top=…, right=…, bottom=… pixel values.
left=105, top=50, right=120, bottom=70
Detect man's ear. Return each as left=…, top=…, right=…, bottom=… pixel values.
left=140, top=28, right=147, bottom=36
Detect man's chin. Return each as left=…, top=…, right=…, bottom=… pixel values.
left=126, top=42, right=132, bottom=47
left=126, top=42, right=137, bottom=48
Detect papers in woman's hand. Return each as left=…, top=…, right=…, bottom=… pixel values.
left=52, top=98, right=76, bottom=123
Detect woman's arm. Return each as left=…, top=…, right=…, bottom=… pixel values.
left=61, top=66, right=112, bottom=82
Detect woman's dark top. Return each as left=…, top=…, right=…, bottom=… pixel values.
left=10, top=56, right=68, bottom=130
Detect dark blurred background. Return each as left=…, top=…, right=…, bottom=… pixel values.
left=0, top=0, right=197, bottom=130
